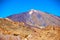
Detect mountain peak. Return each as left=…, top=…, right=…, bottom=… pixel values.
left=30, top=9, right=38, bottom=12
left=7, top=9, right=60, bottom=27
left=29, top=9, right=38, bottom=15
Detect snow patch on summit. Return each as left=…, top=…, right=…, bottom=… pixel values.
left=29, top=11, right=33, bottom=15
left=29, top=9, right=38, bottom=15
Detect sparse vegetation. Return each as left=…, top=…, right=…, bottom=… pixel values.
left=0, top=18, right=60, bottom=40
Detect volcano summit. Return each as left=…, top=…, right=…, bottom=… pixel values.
left=7, top=9, right=60, bottom=28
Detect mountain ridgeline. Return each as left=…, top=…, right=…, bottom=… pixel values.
left=7, top=9, right=60, bottom=28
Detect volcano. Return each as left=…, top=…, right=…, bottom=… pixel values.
left=0, top=9, right=60, bottom=40
left=7, top=9, right=60, bottom=28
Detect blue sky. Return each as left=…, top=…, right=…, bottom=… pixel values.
left=0, top=0, right=60, bottom=18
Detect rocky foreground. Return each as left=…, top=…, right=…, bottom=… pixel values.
left=0, top=18, right=60, bottom=40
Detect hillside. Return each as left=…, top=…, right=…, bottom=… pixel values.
left=0, top=18, right=60, bottom=40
